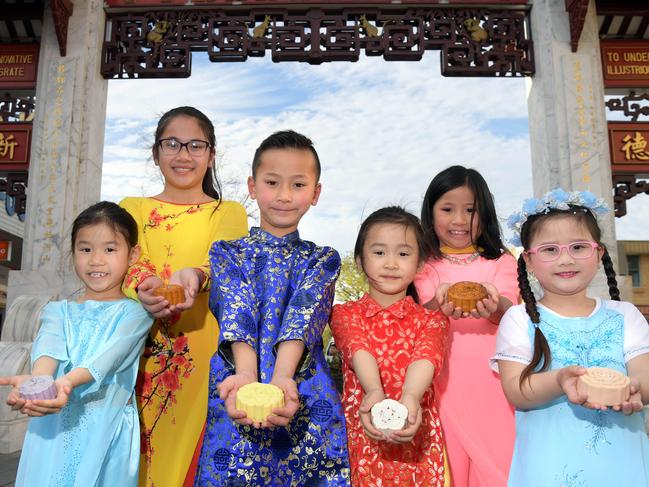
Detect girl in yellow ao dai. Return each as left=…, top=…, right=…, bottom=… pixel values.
left=121, top=107, right=247, bottom=487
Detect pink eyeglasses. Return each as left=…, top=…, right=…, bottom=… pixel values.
left=525, top=241, right=600, bottom=262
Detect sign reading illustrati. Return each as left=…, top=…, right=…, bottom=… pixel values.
left=607, top=122, right=649, bottom=174
left=0, top=123, right=31, bottom=170
left=0, top=44, right=39, bottom=89
left=601, top=40, right=649, bottom=89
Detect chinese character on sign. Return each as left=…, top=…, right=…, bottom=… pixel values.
left=621, top=132, right=649, bottom=161
left=0, top=132, right=18, bottom=159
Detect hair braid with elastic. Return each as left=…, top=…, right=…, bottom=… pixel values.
left=517, top=256, right=539, bottom=324
left=517, top=255, right=552, bottom=388
left=601, top=248, right=620, bottom=301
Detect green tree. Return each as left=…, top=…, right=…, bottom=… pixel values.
left=322, top=253, right=368, bottom=393
left=334, top=252, right=367, bottom=303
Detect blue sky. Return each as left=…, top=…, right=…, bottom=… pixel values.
left=101, top=52, right=648, bottom=254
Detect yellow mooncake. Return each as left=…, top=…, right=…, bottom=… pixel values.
left=236, top=382, right=285, bottom=422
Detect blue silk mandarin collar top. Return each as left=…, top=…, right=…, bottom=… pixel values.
left=249, top=226, right=300, bottom=246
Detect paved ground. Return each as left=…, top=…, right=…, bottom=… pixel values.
left=0, top=451, right=19, bottom=487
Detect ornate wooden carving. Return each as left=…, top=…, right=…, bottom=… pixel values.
left=612, top=174, right=649, bottom=217
left=0, top=94, right=36, bottom=123
left=565, top=0, right=589, bottom=53
left=606, top=92, right=649, bottom=123
left=101, top=6, right=534, bottom=78
left=51, top=0, right=73, bottom=57
left=0, top=172, right=27, bottom=216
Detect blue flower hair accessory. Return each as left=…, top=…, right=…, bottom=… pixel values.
left=507, top=188, right=609, bottom=246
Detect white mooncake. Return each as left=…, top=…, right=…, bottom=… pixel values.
left=371, top=398, right=408, bottom=434
left=236, top=382, right=285, bottom=422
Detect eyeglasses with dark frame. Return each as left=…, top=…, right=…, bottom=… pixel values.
left=525, top=241, right=600, bottom=262
left=157, top=138, right=212, bottom=156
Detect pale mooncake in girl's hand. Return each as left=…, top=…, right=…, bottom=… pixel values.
left=19, top=375, right=57, bottom=400
left=577, top=367, right=631, bottom=406
left=371, top=399, right=408, bottom=434
left=236, top=382, right=285, bottom=422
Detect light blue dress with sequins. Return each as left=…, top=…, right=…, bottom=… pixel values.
left=507, top=301, right=649, bottom=486
left=15, top=299, right=152, bottom=487
left=196, top=228, right=350, bottom=487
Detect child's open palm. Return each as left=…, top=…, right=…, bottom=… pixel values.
left=431, top=282, right=500, bottom=320
left=557, top=365, right=588, bottom=403
left=137, top=276, right=168, bottom=318
left=21, top=377, right=73, bottom=417
left=390, top=393, right=422, bottom=444
left=617, top=378, right=644, bottom=415
left=0, top=374, right=31, bottom=410
left=266, top=375, right=300, bottom=428
left=168, top=268, right=201, bottom=312
left=470, top=282, right=500, bottom=319
left=217, top=372, right=257, bottom=426
left=359, top=388, right=386, bottom=441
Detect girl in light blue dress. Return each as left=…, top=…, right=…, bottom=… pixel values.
left=492, top=189, right=649, bottom=486
left=0, top=201, right=153, bottom=487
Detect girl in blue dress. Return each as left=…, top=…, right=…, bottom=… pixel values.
left=0, top=201, right=153, bottom=487
left=492, top=189, right=649, bottom=486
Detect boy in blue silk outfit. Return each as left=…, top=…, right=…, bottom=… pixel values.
left=195, top=130, right=350, bottom=486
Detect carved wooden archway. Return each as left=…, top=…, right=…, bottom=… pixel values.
left=100, top=1, right=535, bottom=79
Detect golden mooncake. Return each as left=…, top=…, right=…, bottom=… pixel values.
left=153, top=284, right=185, bottom=306
left=447, top=281, right=488, bottom=313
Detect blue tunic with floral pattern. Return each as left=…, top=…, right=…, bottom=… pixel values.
left=196, top=227, right=350, bottom=487
left=508, top=302, right=649, bottom=487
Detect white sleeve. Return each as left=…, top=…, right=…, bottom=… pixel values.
left=490, top=304, right=533, bottom=373
left=617, top=301, right=649, bottom=362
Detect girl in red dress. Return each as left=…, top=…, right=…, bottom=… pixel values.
left=331, top=206, right=450, bottom=486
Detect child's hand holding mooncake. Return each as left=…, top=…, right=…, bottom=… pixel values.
left=434, top=281, right=500, bottom=320
left=218, top=370, right=258, bottom=426
left=265, top=375, right=299, bottom=428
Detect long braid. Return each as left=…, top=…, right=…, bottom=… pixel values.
left=517, top=256, right=539, bottom=324
left=517, top=255, right=552, bottom=388
left=601, top=249, right=620, bottom=301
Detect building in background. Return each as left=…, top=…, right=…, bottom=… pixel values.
left=619, top=240, right=649, bottom=320
left=0, top=0, right=44, bottom=326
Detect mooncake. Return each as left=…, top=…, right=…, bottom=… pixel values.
left=236, top=382, right=285, bottom=422
left=19, top=375, right=57, bottom=400
left=447, top=281, right=488, bottom=313
left=153, top=284, right=185, bottom=306
left=577, top=367, right=630, bottom=406
left=371, top=398, right=408, bottom=434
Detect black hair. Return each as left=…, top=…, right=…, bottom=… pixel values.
left=354, top=206, right=431, bottom=304
left=252, top=130, right=321, bottom=181
left=421, top=165, right=508, bottom=260
left=517, top=206, right=620, bottom=387
left=152, top=106, right=222, bottom=203
left=71, top=201, right=139, bottom=250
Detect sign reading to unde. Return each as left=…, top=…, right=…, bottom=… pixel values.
left=0, top=44, right=39, bottom=89
left=601, top=40, right=649, bottom=88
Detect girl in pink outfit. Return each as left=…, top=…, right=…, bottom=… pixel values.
left=414, top=165, right=519, bottom=487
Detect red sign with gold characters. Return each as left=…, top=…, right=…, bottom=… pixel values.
left=0, top=241, right=12, bottom=262
left=601, top=40, right=649, bottom=89
left=0, top=123, right=31, bottom=170
left=0, top=44, right=39, bottom=89
left=608, top=122, right=649, bottom=174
